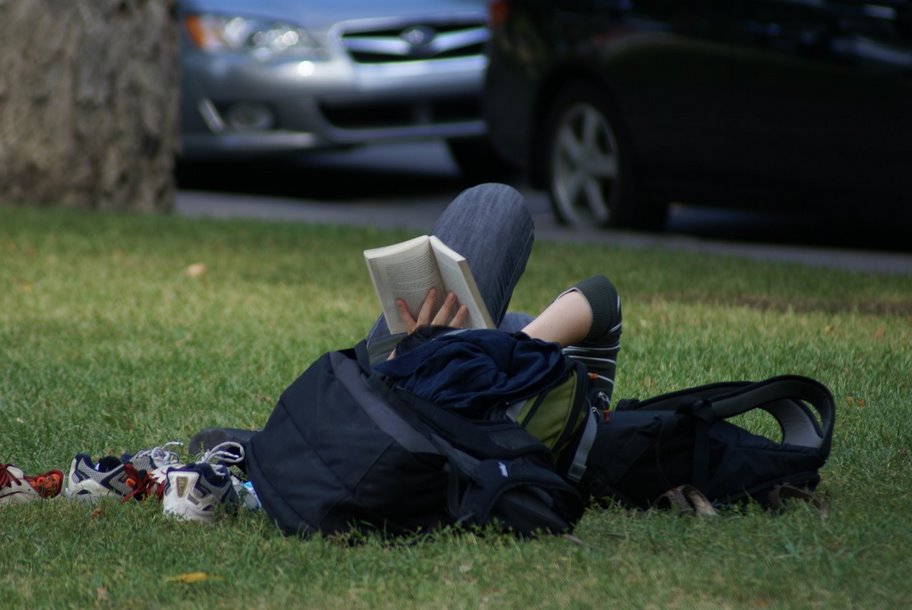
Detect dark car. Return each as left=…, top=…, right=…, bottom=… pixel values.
left=484, top=0, right=912, bottom=229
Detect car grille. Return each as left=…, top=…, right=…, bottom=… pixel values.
left=320, top=96, right=482, bottom=129
left=339, top=17, right=488, bottom=64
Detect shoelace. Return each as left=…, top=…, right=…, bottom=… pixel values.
left=198, top=441, right=246, bottom=467
left=0, top=464, right=23, bottom=489
left=132, top=441, right=184, bottom=467
left=118, top=442, right=185, bottom=502
left=121, top=463, right=164, bottom=503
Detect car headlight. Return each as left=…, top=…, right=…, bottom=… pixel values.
left=184, top=14, right=324, bottom=60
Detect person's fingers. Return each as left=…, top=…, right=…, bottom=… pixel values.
left=450, top=304, right=469, bottom=329
left=396, top=298, right=418, bottom=332
left=432, top=292, right=458, bottom=326
left=402, top=290, right=468, bottom=335
left=417, top=288, right=437, bottom=326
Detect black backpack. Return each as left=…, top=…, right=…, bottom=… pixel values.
left=244, top=341, right=591, bottom=537
left=583, top=375, right=836, bottom=511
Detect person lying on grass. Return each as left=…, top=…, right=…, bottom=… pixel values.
left=3, top=184, right=622, bottom=526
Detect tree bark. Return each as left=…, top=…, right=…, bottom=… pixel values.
left=0, top=0, right=179, bottom=212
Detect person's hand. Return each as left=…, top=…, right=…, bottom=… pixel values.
left=396, top=288, right=469, bottom=334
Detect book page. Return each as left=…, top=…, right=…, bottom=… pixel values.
left=430, top=236, right=495, bottom=329
left=364, top=235, right=446, bottom=333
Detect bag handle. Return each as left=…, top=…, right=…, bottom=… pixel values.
left=709, top=375, right=835, bottom=451
left=631, top=375, right=835, bottom=452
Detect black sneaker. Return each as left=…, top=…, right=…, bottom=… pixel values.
left=562, top=275, right=622, bottom=407
left=188, top=427, right=257, bottom=466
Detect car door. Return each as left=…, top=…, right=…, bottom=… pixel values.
left=728, top=0, right=912, bottom=208
left=578, top=0, right=744, bottom=201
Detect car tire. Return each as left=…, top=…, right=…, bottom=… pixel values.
left=447, top=137, right=518, bottom=181
left=543, top=84, right=666, bottom=229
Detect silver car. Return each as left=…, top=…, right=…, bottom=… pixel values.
left=177, top=0, right=494, bottom=174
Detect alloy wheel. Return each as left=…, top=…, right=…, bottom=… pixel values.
left=549, top=102, right=620, bottom=226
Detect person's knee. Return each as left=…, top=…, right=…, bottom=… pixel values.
left=455, top=183, right=525, bottom=215
left=462, top=182, right=522, bottom=200
left=431, top=182, right=534, bottom=242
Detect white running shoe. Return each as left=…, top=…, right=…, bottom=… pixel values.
left=126, top=442, right=185, bottom=501
left=1, top=463, right=64, bottom=505
left=64, top=442, right=184, bottom=502
left=162, top=442, right=244, bottom=522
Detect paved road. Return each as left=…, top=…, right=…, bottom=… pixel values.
left=175, top=142, right=912, bottom=275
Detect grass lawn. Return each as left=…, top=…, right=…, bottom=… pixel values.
left=1, top=204, right=911, bottom=609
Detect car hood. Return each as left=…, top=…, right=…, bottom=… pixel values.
left=177, top=0, right=489, bottom=29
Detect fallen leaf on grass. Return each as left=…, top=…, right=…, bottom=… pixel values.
left=184, top=263, right=207, bottom=278
left=164, top=572, right=220, bottom=584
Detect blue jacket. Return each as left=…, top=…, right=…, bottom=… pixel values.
left=374, top=329, right=568, bottom=414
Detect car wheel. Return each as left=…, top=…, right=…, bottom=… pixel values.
left=544, top=85, right=665, bottom=229
left=447, top=137, right=518, bottom=181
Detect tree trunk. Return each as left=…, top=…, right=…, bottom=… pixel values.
left=0, top=0, right=179, bottom=212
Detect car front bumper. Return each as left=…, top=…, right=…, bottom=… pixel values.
left=179, top=52, right=488, bottom=159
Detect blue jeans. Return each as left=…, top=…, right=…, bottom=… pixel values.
left=365, top=183, right=535, bottom=363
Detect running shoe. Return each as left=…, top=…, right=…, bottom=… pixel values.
left=0, top=463, right=64, bottom=505
left=188, top=427, right=256, bottom=461
left=563, top=288, right=622, bottom=408
left=64, top=442, right=183, bottom=502
left=125, top=442, right=184, bottom=476
left=162, top=442, right=244, bottom=522
left=124, top=442, right=185, bottom=501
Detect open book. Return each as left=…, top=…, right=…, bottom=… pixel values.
left=364, top=235, right=494, bottom=334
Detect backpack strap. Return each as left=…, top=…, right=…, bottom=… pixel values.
left=630, top=375, right=835, bottom=452
left=352, top=339, right=375, bottom=370
left=593, top=411, right=681, bottom=498
left=356, top=339, right=584, bottom=534
left=331, top=350, right=439, bottom=454
left=565, top=411, right=599, bottom=483
left=658, top=376, right=835, bottom=501
left=672, top=399, right=716, bottom=492
left=708, top=375, right=835, bottom=452
left=445, top=450, right=584, bottom=535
